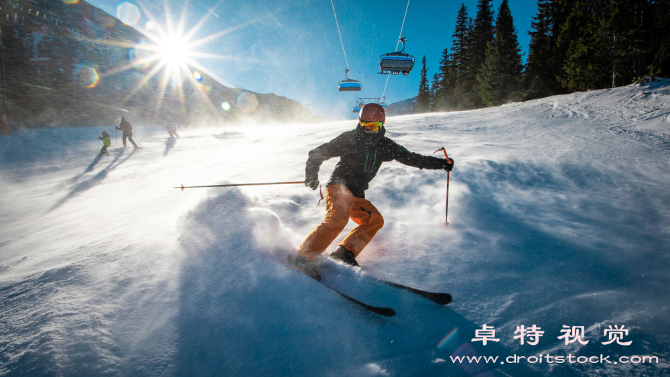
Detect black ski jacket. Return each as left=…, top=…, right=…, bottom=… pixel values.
left=305, top=124, right=452, bottom=198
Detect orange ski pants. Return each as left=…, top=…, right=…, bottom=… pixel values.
left=298, top=184, right=384, bottom=260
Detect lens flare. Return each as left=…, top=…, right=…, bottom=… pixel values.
left=236, top=92, right=258, bottom=113
left=201, top=83, right=212, bottom=93
left=221, top=101, right=231, bottom=111
left=117, top=2, right=141, bottom=26
left=193, top=71, right=203, bottom=81
left=437, top=327, right=459, bottom=349
left=63, top=0, right=79, bottom=4
left=130, top=40, right=154, bottom=68
left=75, top=65, right=99, bottom=88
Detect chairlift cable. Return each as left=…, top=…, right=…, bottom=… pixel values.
left=381, top=0, right=411, bottom=101
left=330, top=0, right=350, bottom=71
left=381, top=75, right=390, bottom=100
left=395, top=0, right=411, bottom=51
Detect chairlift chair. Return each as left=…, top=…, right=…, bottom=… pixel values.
left=379, top=37, right=414, bottom=76
left=352, top=99, right=365, bottom=113
left=338, top=69, right=362, bottom=92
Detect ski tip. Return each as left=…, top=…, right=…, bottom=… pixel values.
left=432, top=293, right=452, bottom=305
left=375, top=307, right=397, bottom=317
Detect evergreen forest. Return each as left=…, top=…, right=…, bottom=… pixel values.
left=416, top=0, right=670, bottom=112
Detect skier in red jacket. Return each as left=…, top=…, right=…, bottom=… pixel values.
left=289, top=103, right=453, bottom=280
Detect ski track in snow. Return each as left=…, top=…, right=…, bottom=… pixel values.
left=1, top=81, right=669, bottom=376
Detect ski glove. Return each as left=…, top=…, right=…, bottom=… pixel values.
left=443, top=158, right=454, bottom=172
left=305, top=177, right=319, bottom=190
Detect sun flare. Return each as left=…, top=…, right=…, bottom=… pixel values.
left=93, top=0, right=251, bottom=116
left=157, top=36, right=191, bottom=67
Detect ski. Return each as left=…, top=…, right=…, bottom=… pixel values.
left=324, top=285, right=396, bottom=317
left=287, top=254, right=396, bottom=317
left=328, top=258, right=452, bottom=305
left=375, top=279, right=452, bottom=305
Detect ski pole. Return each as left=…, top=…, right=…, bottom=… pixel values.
left=115, top=128, right=118, bottom=149
left=132, top=133, right=141, bottom=148
left=434, top=147, right=452, bottom=226
left=175, top=181, right=305, bottom=191
left=318, top=183, right=324, bottom=206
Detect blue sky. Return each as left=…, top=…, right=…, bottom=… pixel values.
left=87, top=0, right=539, bottom=119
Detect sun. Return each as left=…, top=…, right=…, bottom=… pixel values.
left=157, top=36, right=191, bottom=68
left=93, top=0, right=257, bottom=115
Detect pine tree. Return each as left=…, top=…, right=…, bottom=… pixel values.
left=416, top=56, right=431, bottom=113
left=436, top=47, right=454, bottom=111
left=477, top=0, right=524, bottom=106
left=430, top=72, right=440, bottom=111
left=525, top=0, right=554, bottom=98
left=470, top=0, right=495, bottom=106
left=525, top=1, right=669, bottom=97
left=604, top=1, right=657, bottom=86
left=525, top=0, right=571, bottom=98
left=558, top=1, right=614, bottom=91
left=651, top=0, right=670, bottom=77
left=463, top=17, right=477, bottom=106
left=449, top=4, right=473, bottom=110
left=477, top=44, right=503, bottom=106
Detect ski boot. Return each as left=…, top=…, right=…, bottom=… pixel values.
left=329, top=246, right=359, bottom=267
left=287, top=254, right=321, bottom=281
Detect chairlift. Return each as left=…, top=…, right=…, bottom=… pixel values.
left=352, top=98, right=367, bottom=113
left=338, top=69, right=362, bottom=92
left=379, top=37, right=414, bottom=76
left=378, top=96, right=389, bottom=108
left=353, top=98, right=387, bottom=113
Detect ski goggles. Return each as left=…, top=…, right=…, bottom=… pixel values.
left=360, top=121, right=384, bottom=132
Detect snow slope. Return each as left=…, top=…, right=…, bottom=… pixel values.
left=1, top=80, right=669, bottom=376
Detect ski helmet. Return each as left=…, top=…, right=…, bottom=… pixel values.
left=359, top=103, right=385, bottom=123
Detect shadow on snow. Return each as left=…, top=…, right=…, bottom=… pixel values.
left=49, top=150, right=136, bottom=212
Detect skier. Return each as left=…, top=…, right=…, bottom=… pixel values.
left=166, top=116, right=180, bottom=138
left=115, top=116, right=139, bottom=149
left=98, top=131, right=111, bottom=156
left=289, top=103, right=454, bottom=280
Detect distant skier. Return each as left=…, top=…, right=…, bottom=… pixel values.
left=166, top=116, right=180, bottom=138
left=98, top=131, right=111, bottom=156
left=115, top=116, right=139, bottom=149
left=289, top=103, right=454, bottom=280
